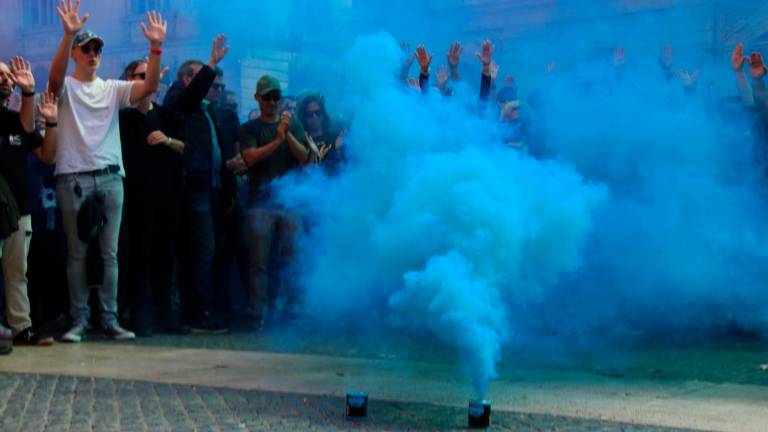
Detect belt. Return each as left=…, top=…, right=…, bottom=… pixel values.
left=72, top=165, right=120, bottom=177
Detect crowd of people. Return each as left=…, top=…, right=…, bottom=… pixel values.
left=1, top=1, right=767, bottom=356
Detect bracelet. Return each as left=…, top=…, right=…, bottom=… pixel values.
left=45, top=122, right=58, bottom=128
left=150, top=48, right=163, bottom=56
left=21, top=90, right=35, bottom=97
left=165, top=136, right=172, bottom=146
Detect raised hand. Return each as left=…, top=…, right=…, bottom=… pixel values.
left=10, top=56, right=34, bottom=93
left=613, top=46, right=625, bottom=68
left=37, top=93, right=59, bottom=122
left=476, top=40, right=493, bottom=66
left=489, top=60, right=499, bottom=83
left=415, top=45, right=433, bottom=74
left=732, top=44, right=747, bottom=71
left=659, top=44, right=674, bottom=71
left=401, top=42, right=415, bottom=68
left=676, top=69, right=700, bottom=87
left=437, top=65, right=448, bottom=88
left=545, top=61, right=557, bottom=75
left=141, top=11, right=167, bottom=47
left=56, top=0, right=89, bottom=35
left=209, top=34, right=230, bottom=67
left=749, top=52, right=766, bottom=79
left=447, top=41, right=462, bottom=69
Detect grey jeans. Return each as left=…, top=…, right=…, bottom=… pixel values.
left=247, top=206, right=299, bottom=317
left=56, top=173, right=124, bottom=327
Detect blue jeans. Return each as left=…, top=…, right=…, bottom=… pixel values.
left=56, top=173, right=124, bottom=327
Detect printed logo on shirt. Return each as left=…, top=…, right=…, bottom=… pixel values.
left=7, top=135, right=22, bottom=147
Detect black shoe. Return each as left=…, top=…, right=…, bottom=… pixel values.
left=185, top=312, right=229, bottom=335
left=13, top=327, right=54, bottom=346
left=102, top=323, right=136, bottom=340
left=0, top=342, right=11, bottom=355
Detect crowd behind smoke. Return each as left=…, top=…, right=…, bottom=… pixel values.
left=2, top=0, right=768, bottom=399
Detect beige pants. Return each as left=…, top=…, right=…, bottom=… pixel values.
left=3, top=215, right=32, bottom=334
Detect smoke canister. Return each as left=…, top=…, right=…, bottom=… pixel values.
left=468, top=399, right=491, bottom=428
left=345, top=391, right=368, bottom=420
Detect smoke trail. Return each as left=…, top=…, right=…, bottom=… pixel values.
left=275, top=33, right=608, bottom=397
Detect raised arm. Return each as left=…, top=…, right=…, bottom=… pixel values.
left=10, top=56, right=36, bottom=133
left=399, top=42, right=415, bottom=82
left=748, top=52, right=768, bottom=110
left=129, top=11, right=167, bottom=104
left=415, top=45, right=433, bottom=95
left=50, top=0, right=89, bottom=97
left=169, top=35, right=229, bottom=115
left=732, top=44, right=753, bottom=105
left=33, top=92, right=59, bottom=164
left=447, top=41, right=462, bottom=81
left=477, top=40, right=493, bottom=102
left=240, top=121, right=285, bottom=168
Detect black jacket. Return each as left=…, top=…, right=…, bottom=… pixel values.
left=163, top=66, right=235, bottom=197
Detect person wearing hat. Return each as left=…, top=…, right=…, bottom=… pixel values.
left=47, top=0, right=168, bottom=343
left=235, top=74, right=309, bottom=328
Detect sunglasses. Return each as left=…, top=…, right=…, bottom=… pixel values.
left=131, top=72, right=146, bottom=80
left=303, top=110, right=322, bottom=119
left=259, top=91, right=281, bottom=102
left=80, top=44, right=103, bottom=55
left=211, top=83, right=226, bottom=91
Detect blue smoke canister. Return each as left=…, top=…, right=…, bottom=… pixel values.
left=468, top=399, right=491, bottom=428
left=345, top=391, right=368, bottom=420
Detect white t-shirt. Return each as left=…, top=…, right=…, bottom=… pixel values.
left=55, top=76, right=135, bottom=175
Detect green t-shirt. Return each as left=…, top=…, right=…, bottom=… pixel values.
left=239, top=117, right=307, bottom=192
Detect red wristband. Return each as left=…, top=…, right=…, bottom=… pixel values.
left=150, top=48, right=163, bottom=56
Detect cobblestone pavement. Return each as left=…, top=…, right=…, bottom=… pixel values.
left=0, top=373, right=697, bottom=432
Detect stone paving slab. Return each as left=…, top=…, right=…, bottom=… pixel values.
left=0, top=373, right=696, bottom=432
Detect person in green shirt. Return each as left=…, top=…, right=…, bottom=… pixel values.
left=236, top=75, right=309, bottom=328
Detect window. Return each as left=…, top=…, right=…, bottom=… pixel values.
left=130, top=0, right=169, bottom=14
left=24, top=0, right=57, bottom=27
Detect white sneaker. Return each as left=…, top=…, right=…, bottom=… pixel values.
left=61, top=324, right=87, bottom=343
left=0, top=324, right=11, bottom=340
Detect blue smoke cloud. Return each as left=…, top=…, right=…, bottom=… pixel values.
left=186, top=0, right=768, bottom=398
left=276, top=33, right=608, bottom=397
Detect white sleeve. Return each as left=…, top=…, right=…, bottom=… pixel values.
left=112, top=80, right=136, bottom=109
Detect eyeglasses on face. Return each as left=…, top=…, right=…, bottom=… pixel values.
left=303, top=110, right=322, bottom=119
left=260, top=91, right=281, bottom=102
left=80, top=44, right=102, bottom=55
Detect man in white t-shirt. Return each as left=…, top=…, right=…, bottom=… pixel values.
left=47, top=0, right=168, bottom=343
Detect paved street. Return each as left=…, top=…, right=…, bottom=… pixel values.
left=0, top=373, right=694, bottom=431
left=0, top=326, right=766, bottom=431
